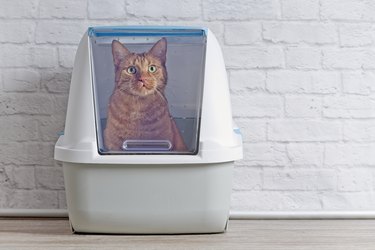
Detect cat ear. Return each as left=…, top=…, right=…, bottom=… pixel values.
left=112, top=40, right=131, bottom=66
left=149, top=38, right=167, bottom=63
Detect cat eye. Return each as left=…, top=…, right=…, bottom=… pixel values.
left=148, top=65, right=157, bottom=73
left=127, top=66, right=137, bottom=74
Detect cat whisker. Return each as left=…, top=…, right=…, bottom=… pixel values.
left=155, top=88, right=168, bottom=104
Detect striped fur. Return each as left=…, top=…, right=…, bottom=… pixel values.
left=104, top=38, right=187, bottom=151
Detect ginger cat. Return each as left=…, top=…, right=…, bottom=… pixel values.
left=104, top=38, right=187, bottom=152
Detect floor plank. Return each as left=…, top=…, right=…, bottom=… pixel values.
left=0, top=218, right=375, bottom=249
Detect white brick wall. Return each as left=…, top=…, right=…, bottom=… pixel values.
left=0, top=0, right=375, bottom=212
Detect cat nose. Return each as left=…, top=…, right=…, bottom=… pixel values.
left=138, top=77, right=144, bottom=82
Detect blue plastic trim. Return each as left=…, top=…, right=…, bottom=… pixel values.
left=88, top=26, right=207, bottom=37
left=92, top=32, right=204, bottom=37
left=233, top=128, right=242, bottom=135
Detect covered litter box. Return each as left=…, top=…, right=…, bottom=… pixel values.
left=54, top=26, right=242, bottom=234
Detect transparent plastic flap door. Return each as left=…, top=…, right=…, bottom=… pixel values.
left=89, top=27, right=207, bottom=155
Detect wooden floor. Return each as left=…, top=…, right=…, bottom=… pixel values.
left=0, top=218, right=375, bottom=249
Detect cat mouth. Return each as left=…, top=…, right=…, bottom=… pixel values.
left=136, top=81, right=154, bottom=90
left=130, top=81, right=155, bottom=96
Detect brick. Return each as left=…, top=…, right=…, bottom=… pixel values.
left=39, top=0, right=87, bottom=19
left=233, top=167, right=262, bottom=190
left=285, top=96, right=322, bottom=118
left=58, top=47, right=77, bottom=68
left=88, top=0, right=125, bottom=19
left=30, top=47, right=58, bottom=68
left=323, top=96, right=375, bottom=118
left=231, top=191, right=281, bottom=211
left=287, top=143, right=324, bottom=166
left=51, top=95, right=69, bottom=117
left=224, top=22, right=262, bottom=45
left=268, top=120, right=341, bottom=142
left=267, top=71, right=340, bottom=94
left=263, top=22, right=337, bottom=44
left=8, top=190, right=58, bottom=209
left=0, top=143, right=54, bottom=166
left=263, top=169, right=336, bottom=191
left=343, top=121, right=375, bottom=142
left=321, top=0, right=375, bottom=21
left=36, top=167, right=65, bottom=190
left=231, top=191, right=321, bottom=211
left=321, top=192, right=375, bottom=210
left=11, top=167, right=35, bottom=190
left=2, top=69, right=40, bottom=92
left=41, top=70, right=71, bottom=93
left=203, top=0, right=280, bottom=21
left=322, top=49, right=375, bottom=69
left=0, top=187, right=10, bottom=207
left=285, top=47, right=321, bottom=69
left=127, top=0, right=200, bottom=20
left=281, top=0, right=319, bottom=20
left=231, top=93, right=283, bottom=118
left=280, top=192, right=322, bottom=210
left=338, top=169, right=373, bottom=192
left=0, top=94, right=55, bottom=115
left=339, top=24, right=375, bottom=47
left=0, top=46, right=56, bottom=69
left=238, top=143, right=288, bottom=167
left=229, top=70, right=265, bottom=93
left=224, top=47, right=284, bottom=69
left=0, top=21, right=35, bottom=43
left=0, top=168, right=11, bottom=186
left=342, top=71, right=375, bottom=95
left=36, top=21, right=87, bottom=44
left=325, top=143, right=375, bottom=166
left=59, top=191, right=67, bottom=209
left=0, top=116, right=38, bottom=142
left=38, top=115, right=66, bottom=142
left=0, top=0, right=38, bottom=18
left=0, top=45, right=31, bottom=67
left=234, top=118, right=267, bottom=142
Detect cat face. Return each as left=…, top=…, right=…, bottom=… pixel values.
left=112, top=38, right=168, bottom=97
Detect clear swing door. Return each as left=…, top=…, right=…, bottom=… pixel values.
left=89, top=27, right=207, bottom=155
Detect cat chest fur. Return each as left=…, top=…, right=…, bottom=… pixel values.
left=107, top=90, right=173, bottom=140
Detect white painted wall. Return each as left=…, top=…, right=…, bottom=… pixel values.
left=0, top=0, right=375, bottom=211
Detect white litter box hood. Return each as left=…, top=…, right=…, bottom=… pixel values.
left=54, top=26, right=242, bottom=234
left=55, top=27, right=242, bottom=164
